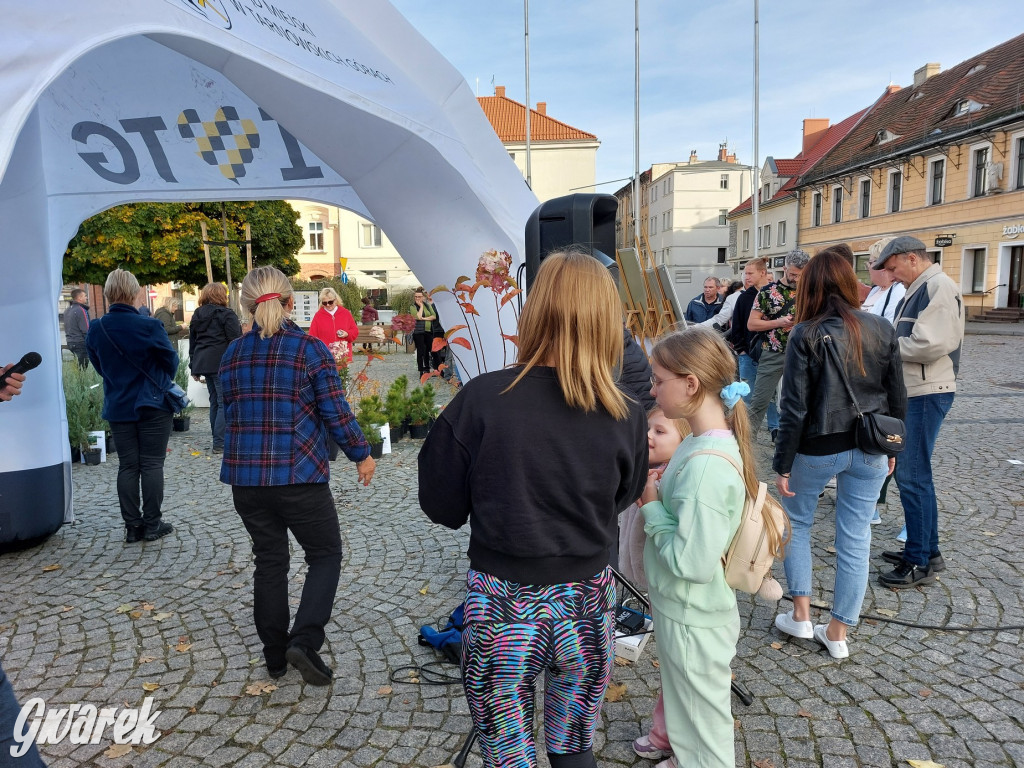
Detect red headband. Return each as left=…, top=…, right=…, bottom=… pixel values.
left=255, top=293, right=282, bottom=304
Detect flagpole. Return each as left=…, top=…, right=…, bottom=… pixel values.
left=751, top=0, right=760, bottom=264
left=524, top=0, right=532, bottom=189
left=632, top=0, right=640, bottom=249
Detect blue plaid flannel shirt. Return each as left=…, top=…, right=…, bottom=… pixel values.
left=218, top=321, right=370, bottom=486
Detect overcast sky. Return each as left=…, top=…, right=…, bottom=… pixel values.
left=390, top=1, right=1022, bottom=190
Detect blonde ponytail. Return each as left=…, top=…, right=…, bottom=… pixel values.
left=239, top=266, right=293, bottom=339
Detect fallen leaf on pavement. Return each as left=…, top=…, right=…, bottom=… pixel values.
left=141, top=603, right=155, bottom=611
left=103, top=744, right=132, bottom=758
left=797, top=709, right=813, bottom=718
left=245, top=682, right=277, bottom=696
left=919, top=689, right=932, bottom=697
left=152, top=612, right=174, bottom=622
left=907, top=761, right=945, bottom=768
left=613, top=657, right=631, bottom=667
left=230, top=583, right=246, bottom=590
left=248, top=658, right=260, bottom=666
left=770, top=642, right=783, bottom=650
left=178, top=635, right=189, bottom=643
left=419, top=585, right=429, bottom=595
left=129, top=611, right=143, bottom=620
left=753, top=759, right=775, bottom=768
left=138, top=656, right=157, bottom=664
left=191, top=451, right=202, bottom=456
left=604, top=682, right=627, bottom=702
left=981, top=531, right=996, bottom=536
left=825, top=546, right=837, bottom=554
left=652, top=660, right=659, bottom=668
left=378, top=686, right=393, bottom=695
left=42, top=564, right=61, bottom=572
left=875, top=608, right=897, bottom=618
left=174, top=642, right=192, bottom=653
left=62, top=606, right=74, bottom=612
left=141, top=682, right=160, bottom=692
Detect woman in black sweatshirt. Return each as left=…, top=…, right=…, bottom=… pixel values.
left=419, top=249, right=648, bottom=768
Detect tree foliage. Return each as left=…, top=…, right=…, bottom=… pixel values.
left=63, top=201, right=304, bottom=287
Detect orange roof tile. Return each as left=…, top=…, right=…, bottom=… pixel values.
left=478, top=88, right=597, bottom=143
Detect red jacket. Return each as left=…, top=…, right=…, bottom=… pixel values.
left=308, top=306, right=359, bottom=361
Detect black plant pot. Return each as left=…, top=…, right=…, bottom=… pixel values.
left=408, top=422, right=430, bottom=439
left=84, top=448, right=102, bottom=466
left=70, top=445, right=81, bottom=464
left=369, top=442, right=384, bottom=459
left=172, top=416, right=190, bottom=432
left=389, top=426, right=403, bottom=444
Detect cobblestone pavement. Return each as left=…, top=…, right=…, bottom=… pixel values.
left=2, top=336, right=1022, bottom=767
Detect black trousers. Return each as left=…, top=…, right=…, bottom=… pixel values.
left=109, top=408, right=173, bottom=533
left=413, top=331, right=433, bottom=373
left=231, top=483, right=343, bottom=669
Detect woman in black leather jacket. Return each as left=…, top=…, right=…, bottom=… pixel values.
left=771, top=248, right=906, bottom=659
left=188, top=283, right=242, bottom=453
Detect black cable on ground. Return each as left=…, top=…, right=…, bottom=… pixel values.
left=781, top=594, right=1024, bottom=632
left=389, top=661, right=462, bottom=686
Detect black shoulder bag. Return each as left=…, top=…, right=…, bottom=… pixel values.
left=821, top=334, right=904, bottom=455
left=99, top=322, right=190, bottom=413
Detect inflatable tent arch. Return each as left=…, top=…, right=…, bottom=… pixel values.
left=0, top=2, right=538, bottom=546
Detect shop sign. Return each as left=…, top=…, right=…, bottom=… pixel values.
left=934, top=235, right=955, bottom=247
left=773, top=256, right=785, bottom=268
left=1003, top=223, right=1024, bottom=239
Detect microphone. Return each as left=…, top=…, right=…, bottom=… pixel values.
left=0, top=352, right=43, bottom=389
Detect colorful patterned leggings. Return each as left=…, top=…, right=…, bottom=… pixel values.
left=461, top=568, right=616, bottom=768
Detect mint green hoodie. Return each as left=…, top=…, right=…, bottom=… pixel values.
left=641, top=434, right=744, bottom=628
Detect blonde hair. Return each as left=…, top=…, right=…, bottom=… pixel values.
left=509, top=249, right=628, bottom=420
left=318, top=287, right=339, bottom=304
left=240, top=266, right=293, bottom=339
left=161, top=296, right=179, bottom=311
left=651, top=326, right=788, bottom=558
left=868, top=236, right=895, bottom=263
left=648, top=404, right=692, bottom=442
left=104, top=269, right=141, bottom=305
left=199, top=283, right=228, bottom=307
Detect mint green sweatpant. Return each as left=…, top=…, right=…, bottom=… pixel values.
left=653, top=609, right=740, bottom=767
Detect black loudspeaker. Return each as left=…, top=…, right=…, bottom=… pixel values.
left=524, top=193, right=619, bottom=288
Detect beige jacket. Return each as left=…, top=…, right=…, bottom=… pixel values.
left=894, top=263, right=964, bottom=398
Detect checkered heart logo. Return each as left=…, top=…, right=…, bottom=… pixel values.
left=177, top=106, right=260, bottom=183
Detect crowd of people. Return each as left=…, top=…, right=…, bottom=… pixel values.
left=15, top=232, right=963, bottom=767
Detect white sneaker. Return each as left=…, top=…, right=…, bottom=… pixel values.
left=775, top=610, right=814, bottom=639
left=896, top=524, right=907, bottom=543
left=632, top=734, right=671, bottom=761
left=813, top=623, right=849, bottom=659
left=654, top=757, right=679, bottom=768
left=870, top=506, right=882, bottom=525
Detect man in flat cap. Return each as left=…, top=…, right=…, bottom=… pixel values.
left=872, top=236, right=963, bottom=588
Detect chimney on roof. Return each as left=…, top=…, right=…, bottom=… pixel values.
left=536, top=102, right=546, bottom=115
left=495, top=85, right=505, bottom=97
left=718, top=142, right=728, bottom=161
left=913, top=63, right=941, bottom=87
left=802, top=118, right=830, bottom=155
left=689, top=150, right=698, bottom=164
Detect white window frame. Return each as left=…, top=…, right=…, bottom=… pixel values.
left=812, top=191, right=822, bottom=227
left=968, top=141, right=992, bottom=198
left=720, top=174, right=729, bottom=190
left=763, top=224, right=771, bottom=248
left=307, top=221, right=324, bottom=252
left=858, top=177, right=872, bottom=219
left=649, top=216, right=656, bottom=236
left=1011, top=130, right=1024, bottom=191
left=360, top=222, right=382, bottom=248
left=662, top=210, right=672, bottom=230
left=888, top=169, right=903, bottom=213
left=832, top=185, right=844, bottom=224
left=651, top=186, right=658, bottom=202
left=718, top=209, right=728, bottom=226
left=777, top=220, right=787, bottom=246
left=960, top=245, right=988, bottom=294
left=742, top=229, right=750, bottom=251
left=927, top=156, right=946, bottom=206
left=757, top=226, right=762, bottom=249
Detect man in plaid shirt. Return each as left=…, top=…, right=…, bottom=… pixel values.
left=219, top=267, right=375, bottom=688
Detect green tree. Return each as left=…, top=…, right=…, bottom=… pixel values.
left=63, top=201, right=303, bottom=287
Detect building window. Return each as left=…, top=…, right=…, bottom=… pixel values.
left=929, top=158, right=945, bottom=205
left=508, top=152, right=516, bottom=161
left=763, top=224, right=771, bottom=247
left=972, top=146, right=988, bottom=197
left=360, top=223, right=382, bottom=248
left=762, top=183, right=770, bottom=202
left=307, top=221, right=324, bottom=252
left=812, top=192, right=822, bottom=227
left=832, top=186, right=844, bottom=223
left=964, top=247, right=987, bottom=293
left=649, top=217, right=656, bottom=236
left=720, top=174, right=729, bottom=190
left=717, top=247, right=727, bottom=264
left=718, top=209, right=728, bottom=226
left=742, top=229, right=750, bottom=251
left=1016, top=136, right=1024, bottom=190
left=652, top=186, right=657, bottom=202
left=888, top=170, right=902, bottom=213
left=860, top=178, right=871, bottom=218
left=777, top=220, right=786, bottom=245
left=662, top=211, right=672, bottom=230
left=757, top=227, right=762, bottom=248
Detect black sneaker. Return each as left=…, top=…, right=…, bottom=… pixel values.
left=771, top=429, right=779, bottom=443
left=286, top=645, right=333, bottom=686
left=143, top=522, right=174, bottom=541
left=879, top=559, right=936, bottom=589
left=267, top=663, right=287, bottom=679
left=881, top=550, right=945, bottom=572
left=125, top=527, right=144, bottom=544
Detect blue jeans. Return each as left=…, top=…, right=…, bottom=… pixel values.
left=895, top=393, right=954, bottom=568
left=737, top=353, right=779, bottom=431
left=782, top=448, right=888, bottom=626
left=205, top=375, right=226, bottom=449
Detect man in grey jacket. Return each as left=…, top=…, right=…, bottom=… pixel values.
left=63, top=288, right=91, bottom=368
left=873, top=236, right=964, bottom=588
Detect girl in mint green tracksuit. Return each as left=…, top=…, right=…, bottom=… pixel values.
left=641, top=326, right=758, bottom=768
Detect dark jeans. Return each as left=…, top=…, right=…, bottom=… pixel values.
left=0, top=658, right=47, bottom=765
left=231, top=483, right=343, bottom=668
left=69, top=344, right=89, bottom=369
left=204, top=375, right=226, bottom=450
left=896, top=392, right=954, bottom=568
left=413, top=331, right=432, bottom=373
left=109, top=409, right=173, bottom=534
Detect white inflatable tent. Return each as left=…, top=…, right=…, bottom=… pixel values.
left=0, top=1, right=537, bottom=544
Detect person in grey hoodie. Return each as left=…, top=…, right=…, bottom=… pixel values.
left=63, top=288, right=91, bottom=368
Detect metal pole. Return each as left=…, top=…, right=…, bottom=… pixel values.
left=244, top=222, right=253, bottom=273
left=200, top=220, right=213, bottom=284
left=633, top=0, right=640, bottom=248
left=524, top=0, right=532, bottom=189
left=221, top=204, right=236, bottom=312
left=751, top=0, right=760, bottom=264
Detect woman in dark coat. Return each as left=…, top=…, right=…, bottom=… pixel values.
left=86, top=269, right=178, bottom=543
left=189, top=283, right=242, bottom=453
